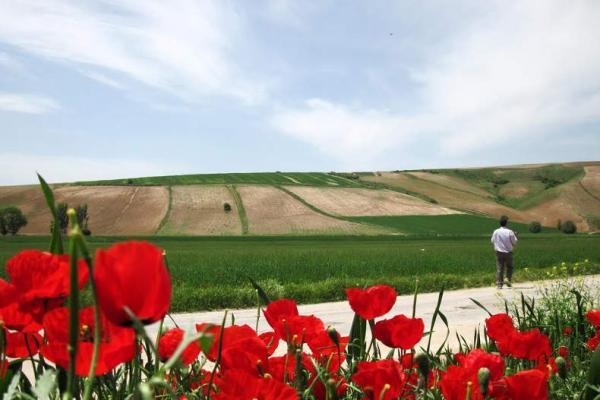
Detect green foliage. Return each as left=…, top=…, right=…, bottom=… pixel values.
left=0, top=206, right=27, bottom=235
left=561, top=220, right=577, bottom=234
left=1, top=235, right=598, bottom=312
left=55, top=202, right=69, bottom=234
left=528, top=221, right=542, bottom=233
left=223, top=202, right=232, bottom=212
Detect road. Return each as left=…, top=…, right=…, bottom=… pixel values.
left=149, top=274, right=600, bottom=352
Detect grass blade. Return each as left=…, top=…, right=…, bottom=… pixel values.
left=37, top=173, right=64, bottom=254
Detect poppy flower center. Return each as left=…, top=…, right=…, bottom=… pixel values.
left=79, top=324, right=93, bottom=342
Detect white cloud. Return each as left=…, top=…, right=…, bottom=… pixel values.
left=0, top=0, right=267, bottom=104
left=0, top=92, right=60, bottom=114
left=0, top=153, right=180, bottom=185
left=270, top=99, right=417, bottom=160
left=271, top=1, right=600, bottom=162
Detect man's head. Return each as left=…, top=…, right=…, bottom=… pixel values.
left=500, top=215, right=509, bottom=227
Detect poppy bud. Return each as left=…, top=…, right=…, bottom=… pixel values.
left=478, top=367, right=491, bottom=397
left=327, top=326, right=340, bottom=346
left=555, top=357, right=567, bottom=379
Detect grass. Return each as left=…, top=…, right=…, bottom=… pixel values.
left=428, top=164, right=584, bottom=209
left=347, top=214, right=539, bottom=235
left=1, top=234, right=598, bottom=312
left=74, top=172, right=364, bottom=187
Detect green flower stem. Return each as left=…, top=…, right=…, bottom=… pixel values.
left=76, top=234, right=101, bottom=400
left=207, top=311, right=228, bottom=398
left=66, top=208, right=81, bottom=399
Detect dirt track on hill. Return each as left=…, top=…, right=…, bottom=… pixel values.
left=286, top=186, right=459, bottom=216
left=161, top=185, right=242, bottom=235
left=238, top=185, right=381, bottom=235
left=407, top=172, right=492, bottom=198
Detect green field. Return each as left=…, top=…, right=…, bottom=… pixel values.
left=75, top=172, right=363, bottom=187
left=347, top=214, right=538, bottom=235
left=1, top=234, right=598, bottom=312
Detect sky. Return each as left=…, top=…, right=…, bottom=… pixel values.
left=0, top=0, right=599, bottom=185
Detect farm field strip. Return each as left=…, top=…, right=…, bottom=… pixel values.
left=2, top=235, right=598, bottom=312
left=285, top=186, right=459, bottom=217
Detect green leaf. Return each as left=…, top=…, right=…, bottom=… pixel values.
left=199, top=333, right=214, bottom=355
left=32, top=370, right=57, bottom=400
left=4, top=371, right=20, bottom=400
left=248, top=277, right=271, bottom=305
left=37, top=173, right=64, bottom=254
left=469, top=297, right=492, bottom=316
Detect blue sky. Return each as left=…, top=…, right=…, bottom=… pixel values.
left=0, top=0, right=599, bottom=184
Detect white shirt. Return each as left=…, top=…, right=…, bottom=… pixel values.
left=491, top=227, right=518, bottom=253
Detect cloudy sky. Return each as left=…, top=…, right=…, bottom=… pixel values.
left=1, top=0, right=599, bottom=184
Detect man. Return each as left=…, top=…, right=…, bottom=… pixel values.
left=491, top=215, right=518, bottom=289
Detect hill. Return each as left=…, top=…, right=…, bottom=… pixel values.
left=0, top=162, right=598, bottom=236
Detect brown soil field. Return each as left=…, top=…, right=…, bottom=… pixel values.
left=237, top=186, right=383, bottom=235
left=0, top=185, right=168, bottom=235
left=407, top=172, right=492, bottom=198
left=581, top=166, right=600, bottom=200
left=160, top=185, right=241, bottom=235
left=363, top=173, right=538, bottom=223
left=285, top=186, right=459, bottom=216
left=499, top=182, right=530, bottom=198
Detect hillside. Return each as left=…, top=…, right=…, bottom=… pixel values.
left=1, top=162, right=598, bottom=236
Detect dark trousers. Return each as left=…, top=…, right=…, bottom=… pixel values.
left=496, top=251, right=513, bottom=286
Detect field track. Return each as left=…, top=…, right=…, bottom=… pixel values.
left=152, top=275, right=600, bottom=352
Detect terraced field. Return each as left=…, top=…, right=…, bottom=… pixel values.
left=1, top=162, right=598, bottom=235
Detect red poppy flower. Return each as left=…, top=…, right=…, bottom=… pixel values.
left=4, top=330, right=43, bottom=358
left=259, top=331, right=280, bottom=356
left=0, top=303, right=40, bottom=332
left=263, top=299, right=298, bottom=331
left=459, top=349, right=505, bottom=381
left=0, top=279, right=16, bottom=308
left=94, top=241, right=171, bottom=326
left=213, top=370, right=299, bottom=400
left=195, top=323, right=257, bottom=361
left=439, top=366, right=475, bottom=400
left=588, top=331, right=600, bottom=350
left=221, top=335, right=269, bottom=375
left=586, top=310, right=600, bottom=328
left=499, top=328, right=551, bottom=361
left=485, top=313, right=515, bottom=342
left=267, top=352, right=313, bottom=383
left=158, top=328, right=201, bottom=366
left=279, top=315, right=325, bottom=346
left=557, top=345, right=568, bottom=359
left=373, top=314, right=425, bottom=350
left=346, top=285, right=396, bottom=320
left=562, top=326, right=573, bottom=336
left=352, top=360, right=406, bottom=400
left=41, top=307, right=136, bottom=376
left=6, top=251, right=88, bottom=322
left=307, top=329, right=348, bottom=360
left=503, top=369, right=548, bottom=400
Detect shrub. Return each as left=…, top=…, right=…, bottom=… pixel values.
left=223, top=202, right=232, bottom=212
left=0, top=206, right=28, bottom=235
left=528, top=221, right=542, bottom=233
left=561, top=220, right=577, bottom=234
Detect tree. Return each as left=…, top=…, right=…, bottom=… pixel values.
left=223, top=202, right=232, bottom=212
left=56, top=203, right=69, bottom=234
left=75, top=204, right=91, bottom=236
left=528, top=221, right=542, bottom=233
left=0, top=206, right=28, bottom=235
left=560, top=220, right=577, bottom=234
